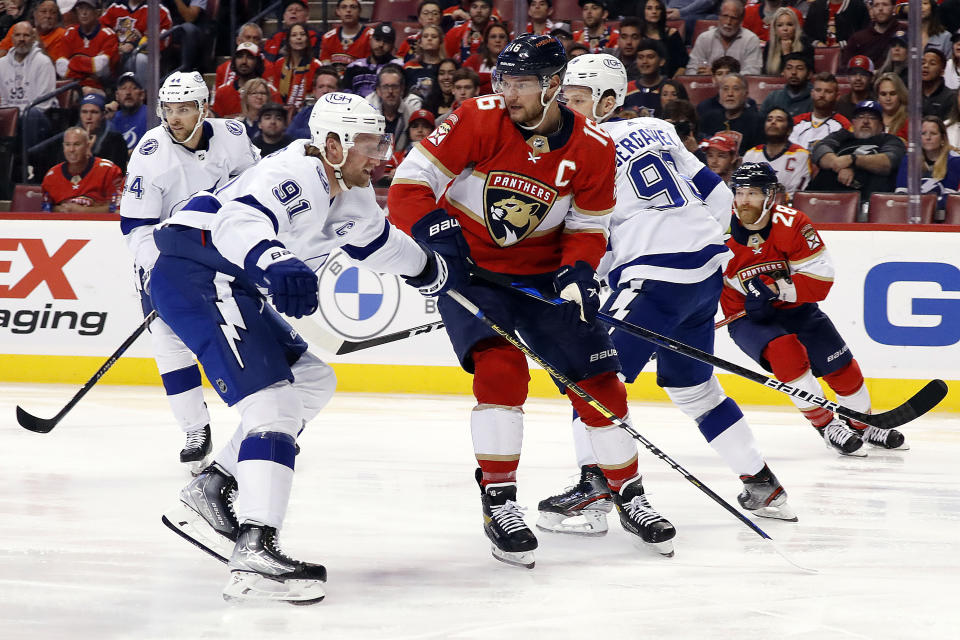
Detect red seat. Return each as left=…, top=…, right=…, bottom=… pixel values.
left=393, top=21, right=421, bottom=38
left=553, top=0, right=581, bottom=22
left=374, top=0, right=421, bottom=22
left=944, top=194, right=960, bottom=224
left=692, top=19, right=718, bottom=41
left=745, top=75, right=787, bottom=103
left=675, top=75, right=717, bottom=104
left=0, top=106, right=18, bottom=137
left=814, top=47, right=840, bottom=74
left=867, top=193, right=936, bottom=224
left=11, top=184, right=44, bottom=212
left=666, top=19, right=685, bottom=40
left=55, top=79, right=81, bottom=109
left=792, top=191, right=859, bottom=223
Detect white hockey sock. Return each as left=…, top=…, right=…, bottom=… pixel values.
left=586, top=415, right=638, bottom=490
left=213, top=423, right=244, bottom=477
left=234, top=453, right=294, bottom=529
left=571, top=415, right=598, bottom=468
left=784, top=370, right=828, bottom=411
left=707, top=418, right=765, bottom=477
left=471, top=405, right=523, bottom=484
left=835, top=383, right=872, bottom=429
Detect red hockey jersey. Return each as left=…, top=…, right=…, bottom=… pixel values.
left=721, top=205, right=835, bottom=317
left=41, top=157, right=124, bottom=212
left=318, top=26, right=371, bottom=66
left=59, top=24, right=119, bottom=89
left=100, top=2, right=172, bottom=50
left=389, top=96, right=616, bottom=274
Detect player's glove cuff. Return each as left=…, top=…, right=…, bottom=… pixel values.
left=554, top=261, right=601, bottom=323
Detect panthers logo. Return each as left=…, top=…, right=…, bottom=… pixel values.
left=483, top=171, right=557, bottom=246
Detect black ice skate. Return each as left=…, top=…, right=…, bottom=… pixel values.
left=613, top=476, right=676, bottom=557
left=180, top=424, right=212, bottom=474
left=223, top=523, right=327, bottom=605
left=537, top=465, right=613, bottom=536
left=477, top=469, right=537, bottom=569
left=841, top=417, right=910, bottom=451
left=162, top=462, right=239, bottom=563
left=817, top=418, right=866, bottom=457
left=738, top=464, right=798, bottom=522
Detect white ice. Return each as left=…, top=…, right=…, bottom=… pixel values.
left=1, top=383, right=958, bottom=639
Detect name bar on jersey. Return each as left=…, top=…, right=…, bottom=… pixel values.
left=615, top=127, right=676, bottom=167
left=488, top=173, right=556, bottom=204
left=737, top=259, right=788, bottom=282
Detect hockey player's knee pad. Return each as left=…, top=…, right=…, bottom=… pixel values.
left=763, top=335, right=810, bottom=383
left=290, top=351, right=337, bottom=424
left=822, top=359, right=865, bottom=396
left=235, top=380, right=303, bottom=439
left=664, top=377, right=727, bottom=422
left=472, top=338, right=530, bottom=406
left=567, top=371, right=628, bottom=427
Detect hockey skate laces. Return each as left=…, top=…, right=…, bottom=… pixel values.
left=492, top=500, right=529, bottom=534
left=623, top=495, right=665, bottom=527
left=184, top=428, right=207, bottom=448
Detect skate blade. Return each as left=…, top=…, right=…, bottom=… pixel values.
left=161, top=502, right=234, bottom=564
left=867, top=441, right=910, bottom=451
left=630, top=537, right=675, bottom=558
left=490, top=545, right=535, bottom=569
left=536, top=510, right=609, bottom=537
left=184, top=455, right=212, bottom=477
left=223, top=571, right=326, bottom=605
left=748, top=502, right=798, bottom=522
left=828, top=442, right=867, bottom=457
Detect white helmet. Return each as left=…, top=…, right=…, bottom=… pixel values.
left=563, top=54, right=627, bottom=122
left=157, top=71, right=209, bottom=144
left=309, top=92, right=393, bottom=191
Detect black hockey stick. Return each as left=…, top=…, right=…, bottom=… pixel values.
left=16, top=311, right=158, bottom=434
left=288, top=316, right=445, bottom=355
left=446, top=289, right=814, bottom=573
left=474, top=272, right=948, bottom=430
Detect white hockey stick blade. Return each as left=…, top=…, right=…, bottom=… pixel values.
left=287, top=316, right=345, bottom=355
left=764, top=538, right=818, bottom=574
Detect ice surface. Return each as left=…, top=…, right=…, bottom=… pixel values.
left=1, top=383, right=958, bottom=639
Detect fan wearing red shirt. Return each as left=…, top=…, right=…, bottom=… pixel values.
left=742, top=0, right=803, bottom=42
left=318, top=0, right=370, bottom=68
left=100, top=0, right=172, bottom=53
left=42, top=126, right=123, bottom=213
left=396, top=0, right=443, bottom=61
left=264, top=0, right=321, bottom=62
left=212, top=42, right=282, bottom=117
left=0, top=0, right=68, bottom=60
left=444, top=0, right=497, bottom=62
left=54, top=0, right=119, bottom=90
left=572, top=0, right=618, bottom=53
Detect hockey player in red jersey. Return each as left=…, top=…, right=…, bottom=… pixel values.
left=390, top=34, right=677, bottom=567
left=721, top=163, right=909, bottom=455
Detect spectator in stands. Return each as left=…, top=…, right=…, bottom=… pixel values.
left=945, top=33, right=960, bottom=90
left=75, top=93, right=128, bottom=169
left=287, top=66, right=340, bottom=139
left=699, top=72, right=763, bottom=153
left=659, top=78, right=687, bottom=112
left=763, top=7, right=814, bottom=75
left=550, top=23, right=574, bottom=53
left=464, top=22, right=508, bottom=95
left=808, top=99, right=905, bottom=200
left=106, top=71, right=147, bottom=151
left=445, top=0, right=496, bottom=62
left=622, top=38, right=668, bottom=116
left=945, top=91, right=960, bottom=147
left=0, top=0, right=67, bottom=60
left=251, top=103, right=292, bottom=155
left=804, top=0, right=868, bottom=48
left=612, top=16, right=641, bottom=81
left=165, top=0, right=214, bottom=72
left=636, top=0, right=688, bottom=77
left=0, top=21, right=55, bottom=149
left=841, top=0, right=899, bottom=69
left=0, top=0, right=26, bottom=41
left=270, top=23, right=323, bottom=111
left=665, top=0, right=719, bottom=37
left=101, top=0, right=172, bottom=83
left=895, top=115, right=960, bottom=211
left=573, top=0, right=619, bottom=54
left=742, top=0, right=803, bottom=43
left=379, top=107, right=435, bottom=185
left=368, top=63, right=420, bottom=150
left=266, top=0, right=321, bottom=63
left=404, top=24, right=444, bottom=99
left=443, top=0, right=503, bottom=23
left=422, top=57, right=457, bottom=117
left=319, top=0, right=370, bottom=70
left=56, top=0, right=119, bottom=91
left=696, top=56, right=757, bottom=121
left=760, top=52, right=813, bottom=119
left=526, top=0, right=558, bottom=35
left=875, top=72, right=907, bottom=140
left=398, top=1, right=443, bottom=61
left=41, top=126, right=123, bottom=212
left=920, top=0, right=951, bottom=57
left=662, top=98, right=703, bottom=156
left=922, top=47, right=956, bottom=121
left=791, top=72, right=851, bottom=151
left=212, top=42, right=281, bottom=117
left=215, top=23, right=269, bottom=89
left=344, top=23, right=402, bottom=97
left=700, top=131, right=741, bottom=182
left=743, top=106, right=811, bottom=199
left=237, top=77, right=276, bottom=137
left=686, top=0, right=762, bottom=75
left=836, top=54, right=874, bottom=120
left=446, top=66, right=479, bottom=115
left=876, top=32, right=907, bottom=83
left=568, top=43, right=590, bottom=58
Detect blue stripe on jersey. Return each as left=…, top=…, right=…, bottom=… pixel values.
left=235, top=194, right=280, bottom=233
left=342, top=219, right=391, bottom=261
left=184, top=194, right=222, bottom=214
left=120, top=216, right=161, bottom=235
left=238, top=431, right=297, bottom=470
left=160, top=364, right=203, bottom=396
left=691, top=166, right=723, bottom=198
left=696, top=397, right=743, bottom=443
left=608, top=243, right=729, bottom=289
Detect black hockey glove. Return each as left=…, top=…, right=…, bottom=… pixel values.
left=404, top=209, right=473, bottom=296
left=251, top=245, right=319, bottom=318
left=743, top=275, right=778, bottom=323
left=554, top=261, right=601, bottom=324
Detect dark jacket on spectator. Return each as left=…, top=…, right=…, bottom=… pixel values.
left=699, top=104, right=764, bottom=154
left=923, top=80, right=957, bottom=121
left=841, top=21, right=901, bottom=69
left=804, top=0, right=869, bottom=48
left=252, top=132, right=293, bottom=156
left=809, top=129, right=906, bottom=200
left=760, top=84, right=813, bottom=119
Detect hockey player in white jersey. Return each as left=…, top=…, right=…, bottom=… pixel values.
left=119, top=71, right=261, bottom=473
left=537, top=54, right=796, bottom=539
left=153, top=92, right=469, bottom=604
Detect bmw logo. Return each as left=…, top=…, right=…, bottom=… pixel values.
left=318, top=251, right=400, bottom=339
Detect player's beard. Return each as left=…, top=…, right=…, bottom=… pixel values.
left=507, top=101, right=544, bottom=127
left=736, top=202, right=766, bottom=228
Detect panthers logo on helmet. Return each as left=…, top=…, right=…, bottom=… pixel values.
left=483, top=171, right=557, bottom=246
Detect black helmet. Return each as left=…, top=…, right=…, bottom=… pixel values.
left=495, top=34, right=567, bottom=84
left=730, top=162, right=780, bottom=192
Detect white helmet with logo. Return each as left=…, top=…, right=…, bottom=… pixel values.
left=157, top=70, right=210, bottom=144
left=309, top=92, right=393, bottom=190
left=563, top=53, right=628, bottom=122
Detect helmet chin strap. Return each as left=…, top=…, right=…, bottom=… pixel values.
left=740, top=190, right=776, bottom=230
left=319, top=146, right=351, bottom=192
left=517, top=81, right=560, bottom=131
left=161, top=100, right=206, bottom=148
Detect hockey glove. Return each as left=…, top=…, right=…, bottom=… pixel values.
left=743, top=275, right=779, bottom=323
left=404, top=209, right=473, bottom=296
left=554, top=261, right=601, bottom=324
left=249, top=245, right=318, bottom=318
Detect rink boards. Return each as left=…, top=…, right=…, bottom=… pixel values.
left=0, top=213, right=958, bottom=411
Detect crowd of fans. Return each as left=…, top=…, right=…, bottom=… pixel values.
left=0, top=0, right=955, bottom=220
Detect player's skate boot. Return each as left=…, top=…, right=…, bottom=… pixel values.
left=738, top=464, right=798, bottom=521
left=841, top=417, right=910, bottom=451
left=816, top=418, right=866, bottom=457
left=477, top=469, right=537, bottom=569
left=613, top=476, right=676, bottom=557
left=162, top=462, right=239, bottom=563
left=223, top=523, right=326, bottom=605
left=537, top=464, right=613, bottom=536
left=180, top=424, right=212, bottom=475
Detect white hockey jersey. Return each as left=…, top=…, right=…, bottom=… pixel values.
left=162, top=140, right=427, bottom=280
left=120, top=118, right=261, bottom=271
left=598, top=116, right=733, bottom=289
